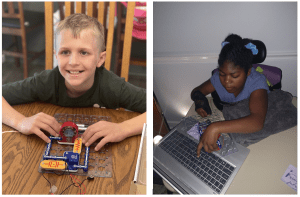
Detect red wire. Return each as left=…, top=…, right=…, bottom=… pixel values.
left=73, top=175, right=86, bottom=194
left=69, top=174, right=84, bottom=194
left=69, top=174, right=86, bottom=194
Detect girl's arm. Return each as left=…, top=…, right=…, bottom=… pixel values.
left=191, top=79, right=216, bottom=117
left=191, top=79, right=215, bottom=97
left=197, top=89, right=268, bottom=155
left=212, top=89, right=268, bottom=134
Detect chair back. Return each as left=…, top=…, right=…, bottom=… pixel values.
left=2, top=2, right=28, bottom=78
left=45, top=2, right=135, bottom=81
left=2, top=1, right=26, bottom=49
left=2, top=2, right=26, bottom=39
left=2, top=2, right=25, bottom=26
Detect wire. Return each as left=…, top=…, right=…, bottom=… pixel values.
left=70, top=174, right=86, bottom=194
left=69, top=175, right=83, bottom=194
left=74, top=175, right=87, bottom=194
left=41, top=147, right=89, bottom=194
left=60, top=177, right=88, bottom=195
left=42, top=162, right=72, bottom=194
left=41, top=172, right=52, bottom=194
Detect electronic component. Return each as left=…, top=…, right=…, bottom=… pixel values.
left=58, top=121, right=78, bottom=145
left=40, top=160, right=67, bottom=170
left=73, top=138, right=83, bottom=154
left=39, top=114, right=113, bottom=178
left=40, top=122, right=88, bottom=173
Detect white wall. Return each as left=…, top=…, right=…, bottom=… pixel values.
left=153, top=2, right=297, bottom=128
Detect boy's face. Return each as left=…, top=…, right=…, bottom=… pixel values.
left=218, top=61, right=251, bottom=97
left=55, top=28, right=106, bottom=95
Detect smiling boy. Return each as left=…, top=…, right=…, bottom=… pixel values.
left=2, top=13, right=146, bottom=151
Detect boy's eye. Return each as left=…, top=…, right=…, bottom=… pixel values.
left=80, top=51, right=89, bottom=55
left=61, top=51, right=70, bottom=55
left=232, top=75, right=239, bottom=78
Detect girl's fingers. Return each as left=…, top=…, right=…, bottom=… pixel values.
left=203, top=144, right=209, bottom=153
left=200, top=109, right=207, bottom=117
left=197, top=141, right=203, bottom=157
left=208, top=144, right=216, bottom=153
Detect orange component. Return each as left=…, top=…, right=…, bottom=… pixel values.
left=40, top=160, right=66, bottom=170
left=73, top=138, right=82, bottom=154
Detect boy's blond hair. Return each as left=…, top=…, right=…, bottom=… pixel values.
left=55, top=13, right=105, bottom=52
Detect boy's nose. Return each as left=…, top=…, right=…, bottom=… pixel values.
left=69, top=54, right=79, bottom=65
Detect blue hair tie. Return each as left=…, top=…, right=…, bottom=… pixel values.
left=221, top=41, right=258, bottom=55
left=221, top=41, right=230, bottom=48
left=245, top=42, right=258, bottom=55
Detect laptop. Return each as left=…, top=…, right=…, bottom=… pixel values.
left=153, top=104, right=250, bottom=194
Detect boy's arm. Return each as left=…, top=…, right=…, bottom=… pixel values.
left=2, top=96, right=60, bottom=143
left=197, top=89, right=268, bottom=155
left=81, top=112, right=146, bottom=151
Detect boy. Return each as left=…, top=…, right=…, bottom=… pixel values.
left=2, top=13, right=146, bottom=151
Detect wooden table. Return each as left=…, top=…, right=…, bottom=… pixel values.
left=2, top=102, right=142, bottom=194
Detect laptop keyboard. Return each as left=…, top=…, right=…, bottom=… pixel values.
left=159, top=130, right=236, bottom=194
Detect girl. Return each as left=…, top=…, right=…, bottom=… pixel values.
left=191, top=34, right=270, bottom=156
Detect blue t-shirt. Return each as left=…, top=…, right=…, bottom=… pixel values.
left=210, top=67, right=270, bottom=103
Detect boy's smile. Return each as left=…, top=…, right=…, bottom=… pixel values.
left=218, top=61, right=251, bottom=97
left=55, top=29, right=106, bottom=98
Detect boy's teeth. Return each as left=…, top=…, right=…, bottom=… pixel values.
left=69, top=71, right=80, bottom=74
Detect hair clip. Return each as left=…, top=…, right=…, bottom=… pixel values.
left=221, top=41, right=230, bottom=48
left=245, top=42, right=258, bottom=55
left=221, top=41, right=259, bottom=55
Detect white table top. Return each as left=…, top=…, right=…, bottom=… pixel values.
left=185, top=97, right=297, bottom=194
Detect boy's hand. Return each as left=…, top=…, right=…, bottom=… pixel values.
left=197, top=124, right=219, bottom=157
left=81, top=121, right=127, bottom=151
left=196, top=108, right=210, bottom=117
left=17, top=112, right=61, bottom=143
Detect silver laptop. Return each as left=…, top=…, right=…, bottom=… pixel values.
left=153, top=116, right=250, bottom=194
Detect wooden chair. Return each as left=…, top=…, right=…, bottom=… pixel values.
left=45, top=2, right=135, bottom=82
left=114, top=2, right=146, bottom=77
left=2, top=2, right=45, bottom=79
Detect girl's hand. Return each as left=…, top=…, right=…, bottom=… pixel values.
left=17, top=112, right=61, bottom=143
left=81, top=121, right=127, bottom=151
left=196, top=108, right=210, bottom=117
left=197, top=124, right=220, bottom=157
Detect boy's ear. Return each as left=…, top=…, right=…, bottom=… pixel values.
left=96, top=51, right=106, bottom=68
left=53, top=50, right=58, bottom=60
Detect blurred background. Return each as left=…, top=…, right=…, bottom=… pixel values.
left=2, top=2, right=146, bottom=89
